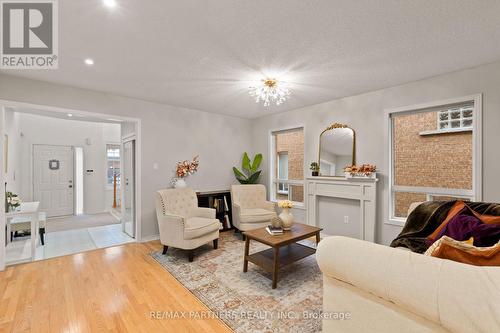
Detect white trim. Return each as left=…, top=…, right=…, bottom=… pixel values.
left=386, top=94, right=482, bottom=225
left=392, top=186, right=475, bottom=197
left=140, top=233, right=160, bottom=242
left=387, top=218, right=406, bottom=227
left=473, top=94, right=482, bottom=201
left=121, top=135, right=139, bottom=240
left=384, top=94, right=481, bottom=115
left=419, top=128, right=472, bottom=136
left=272, top=179, right=304, bottom=185
left=121, top=133, right=136, bottom=142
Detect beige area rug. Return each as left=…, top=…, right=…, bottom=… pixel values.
left=151, top=232, right=322, bottom=333
left=46, top=213, right=120, bottom=232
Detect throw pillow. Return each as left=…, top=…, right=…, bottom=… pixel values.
left=425, top=236, right=500, bottom=266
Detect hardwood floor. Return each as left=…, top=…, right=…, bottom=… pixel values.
left=0, top=241, right=232, bottom=332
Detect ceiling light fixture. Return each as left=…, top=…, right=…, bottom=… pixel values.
left=84, top=58, right=94, bottom=66
left=249, top=78, right=291, bottom=107
left=103, top=0, right=117, bottom=8
left=67, top=113, right=73, bottom=117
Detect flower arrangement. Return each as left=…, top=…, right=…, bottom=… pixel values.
left=172, top=156, right=199, bottom=188
left=278, top=200, right=294, bottom=230
left=6, top=191, right=21, bottom=211
left=175, top=156, right=199, bottom=178
left=344, top=164, right=377, bottom=178
left=278, top=200, right=294, bottom=209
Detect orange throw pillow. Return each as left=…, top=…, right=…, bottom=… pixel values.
left=427, top=236, right=500, bottom=266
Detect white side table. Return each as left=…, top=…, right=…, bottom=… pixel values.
left=6, top=202, right=40, bottom=262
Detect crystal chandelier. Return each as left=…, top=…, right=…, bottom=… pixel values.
left=249, top=78, right=291, bottom=107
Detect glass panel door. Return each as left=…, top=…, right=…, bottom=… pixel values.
left=122, top=140, right=135, bottom=238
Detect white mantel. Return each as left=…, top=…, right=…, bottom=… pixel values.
left=306, top=176, right=378, bottom=242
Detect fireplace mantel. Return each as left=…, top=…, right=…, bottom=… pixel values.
left=306, top=176, right=378, bottom=242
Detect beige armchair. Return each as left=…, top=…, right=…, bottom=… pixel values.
left=155, top=188, right=219, bottom=262
left=230, top=184, right=277, bottom=237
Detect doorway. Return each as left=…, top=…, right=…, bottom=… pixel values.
left=33, top=144, right=74, bottom=217
left=1, top=105, right=141, bottom=268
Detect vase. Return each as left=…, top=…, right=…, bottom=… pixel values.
left=312, top=171, right=319, bottom=176
left=279, top=207, right=294, bottom=230
left=174, top=178, right=187, bottom=188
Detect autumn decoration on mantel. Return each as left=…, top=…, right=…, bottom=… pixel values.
left=344, top=164, right=377, bottom=179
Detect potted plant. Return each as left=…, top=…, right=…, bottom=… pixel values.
left=310, top=162, right=320, bottom=176
left=233, top=152, right=262, bottom=184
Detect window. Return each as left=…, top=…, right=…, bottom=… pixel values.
left=437, top=105, right=473, bottom=131
left=277, top=152, right=289, bottom=194
left=389, top=97, right=481, bottom=224
left=106, top=144, right=120, bottom=186
left=271, top=128, right=304, bottom=204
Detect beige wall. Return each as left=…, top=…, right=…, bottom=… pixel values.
left=252, top=60, right=500, bottom=245
left=0, top=74, right=253, bottom=239
left=2, top=60, right=500, bottom=244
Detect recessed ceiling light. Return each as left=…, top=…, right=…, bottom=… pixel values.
left=103, top=0, right=116, bottom=8
left=84, top=58, right=94, bottom=66
left=67, top=113, right=73, bottom=117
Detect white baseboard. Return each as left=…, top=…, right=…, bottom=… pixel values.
left=140, top=234, right=160, bottom=242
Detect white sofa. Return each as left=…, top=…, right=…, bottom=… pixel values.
left=230, top=184, right=277, bottom=233
left=316, top=236, right=500, bottom=333
left=155, top=188, right=220, bottom=262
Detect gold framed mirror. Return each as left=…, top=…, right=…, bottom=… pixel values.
left=318, top=123, right=356, bottom=176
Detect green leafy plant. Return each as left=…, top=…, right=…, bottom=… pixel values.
left=233, top=152, right=262, bottom=184
left=310, top=162, right=320, bottom=171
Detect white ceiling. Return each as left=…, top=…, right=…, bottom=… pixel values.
left=3, top=0, right=500, bottom=119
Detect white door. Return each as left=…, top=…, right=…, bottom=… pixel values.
left=33, top=145, right=74, bottom=217
left=122, top=140, right=135, bottom=238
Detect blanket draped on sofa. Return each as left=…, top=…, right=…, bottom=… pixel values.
left=390, top=201, right=500, bottom=253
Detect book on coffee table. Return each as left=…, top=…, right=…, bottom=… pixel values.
left=266, top=225, right=283, bottom=235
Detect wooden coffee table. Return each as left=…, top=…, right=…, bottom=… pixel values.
left=243, top=223, right=322, bottom=289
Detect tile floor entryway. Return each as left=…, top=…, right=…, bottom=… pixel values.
left=6, top=215, right=134, bottom=265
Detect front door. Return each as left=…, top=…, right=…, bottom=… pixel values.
left=33, top=145, right=74, bottom=217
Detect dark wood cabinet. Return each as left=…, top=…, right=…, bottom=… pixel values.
left=197, top=190, right=233, bottom=231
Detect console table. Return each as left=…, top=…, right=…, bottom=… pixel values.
left=6, top=201, right=40, bottom=262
